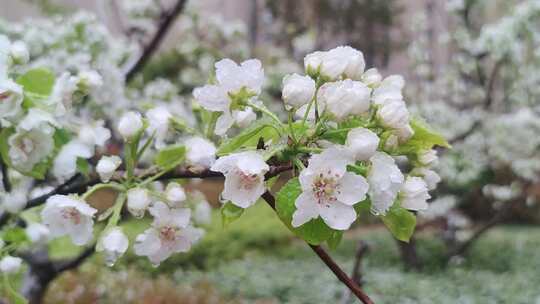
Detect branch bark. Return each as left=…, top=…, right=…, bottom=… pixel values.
left=261, top=191, right=374, bottom=304
left=124, top=0, right=188, bottom=82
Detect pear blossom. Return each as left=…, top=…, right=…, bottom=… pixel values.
left=193, top=200, right=212, bottom=225
left=282, top=73, right=316, bottom=109
left=77, top=70, right=103, bottom=91
left=233, top=107, right=256, bottom=128
left=118, top=111, right=143, bottom=139
left=418, top=149, right=438, bottom=167
left=9, top=41, right=29, bottom=64
left=146, top=106, right=172, bottom=148
left=17, top=108, right=59, bottom=132
left=292, top=148, right=368, bottom=230
left=367, top=152, right=404, bottom=215
left=345, top=128, right=380, bottom=161
left=134, top=202, right=203, bottom=265
left=372, top=75, right=405, bottom=106
left=0, top=189, right=27, bottom=214
left=361, top=68, right=382, bottom=86
left=0, top=255, right=22, bottom=273
left=211, top=151, right=269, bottom=208
left=97, top=227, right=129, bottom=266
left=127, top=187, right=151, bottom=218
left=96, top=155, right=122, bottom=182
left=304, top=46, right=365, bottom=80
left=77, top=121, right=111, bottom=148
left=411, top=167, right=441, bottom=190
left=193, top=58, right=264, bottom=136
left=377, top=99, right=410, bottom=130
left=41, top=195, right=97, bottom=246
left=8, top=128, right=54, bottom=172
left=318, top=79, right=371, bottom=120
left=52, top=141, right=93, bottom=181
left=400, top=176, right=430, bottom=211
left=396, top=123, right=415, bottom=142
left=25, top=222, right=50, bottom=244
left=0, top=78, right=23, bottom=119
left=47, top=72, right=78, bottom=115
left=166, top=182, right=187, bottom=207
left=185, top=137, right=216, bottom=169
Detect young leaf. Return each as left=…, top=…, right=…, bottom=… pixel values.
left=2, top=227, right=29, bottom=245
left=76, top=157, right=90, bottom=176
left=16, top=68, right=55, bottom=96
left=397, top=117, right=451, bottom=155
left=217, top=119, right=281, bottom=156
left=221, top=202, right=244, bottom=226
left=275, top=178, right=339, bottom=245
left=380, top=204, right=416, bottom=242
left=326, top=230, right=344, bottom=250
left=154, top=144, right=186, bottom=169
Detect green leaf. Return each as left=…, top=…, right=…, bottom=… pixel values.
left=397, top=117, right=451, bottom=154
left=221, top=202, right=245, bottom=227
left=0, top=127, right=15, bottom=167
left=154, top=144, right=186, bottom=169
left=16, top=68, right=55, bottom=96
left=320, top=117, right=370, bottom=144
left=2, top=227, right=29, bottom=245
left=53, top=128, right=72, bottom=148
left=3, top=274, right=28, bottom=304
left=217, top=119, right=281, bottom=156
left=76, top=157, right=90, bottom=176
left=275, top=178, right=339, bottom=245
left=380, top=204, right=417, bottom=242
left=326, top=230, right=343, bottom=250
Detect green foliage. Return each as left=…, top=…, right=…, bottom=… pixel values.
left=217, top=119, right=281, bottom=156
left=3, top=274, right=28, bottom=304
left=397, top=117, right=450, bottom=155
left=380, top=204, right=416, bottom=242
left=320, top=116, right=370, bottom=144
left=220, top=202, right=244, bottom=227
left=1, top=227, right=29, bottom=246
left=154, top=144, right=186, bottom=170
left=275, top=178, right=342, bottom=245
left=16, top=68, right=55, bottom=108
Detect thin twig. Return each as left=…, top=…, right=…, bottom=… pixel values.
left=0, top=157, right=12, bottom=192
left=124, top=0, right=188, bottom=82
left=261, top=191, right=374, bottom=304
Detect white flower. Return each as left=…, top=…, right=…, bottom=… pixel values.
left=372, top=75, right=405, bottom=106
left=304, top=46, right=365, bottom=80
left=377, top=99, right=410, bottom=130
left=185, top=137, right=216, bottom=169
left=397, top=124, right=414, bottom=142
left=193, top=200, right=212, bottom=225
left=97, top=227, right=129, bottom=266
left=0, top=255, right=22, bottom=274
left=233, top=107, right=256, bottom=128
left=9, top=41, right=29, bottom=64
left=411, top=167, right=441, bottom=190
left=0, top=78, right=23, bottom=119
left=41, top=195, right=97, bottom=246
left=96, top=155, right=122, bottom=182
left=282, top=73, right=316, bottom=109
left=78, top=121, right=111, bottom=148
left=211, top=151, right=269, bottom=208
left=318, top=79, right=371, bottom=120
left=400, top=176, right=430, bottom=211
left=193, top=58, right=264, bottom=136
left=292, top=147, right=367, bottom=230
left=17, top=108, right=58, bottom=132
left=166, top=182, right=186, bottom=207
left=25, top=222, right=50, bottom=244
left=52, top=141, right=93, bottom=181
left=418, top=149, right=438, bottom=167
left=361, top=68, right=382, bottom=86
left=146, top=106, right=171, bottom=148
left=1, top=189, right=27, bottom=214
left=346, top=128, right=380, bottom=161
left=134, top=202, right=203, bottom=266
left=127, top=188, right=151, bottom=218
left=367, top=152, right=404, bottom=215
left=118, top=111, right=143, bottom=139
left=8, top=128, right=54, bottom=173
left=77, top=70, right=103, bottom=90
left=47, top=72, right=78, bottom=115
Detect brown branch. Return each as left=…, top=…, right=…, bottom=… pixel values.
left=260, top=191, right=374, bottom=304
left=0, top=156, right=11, bottom=192
left=124, top=0, right=188, bottom=82
left=483, top=59, right=504, bottom=109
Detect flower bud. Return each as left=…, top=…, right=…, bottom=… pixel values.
left=377, top=99, right=410, bottom=129
left=97, top=227, right=129, bottom=266
left=233, top=108, right=256, bottom=128
left=118, top=111, right=143, bottom=139
left=361, top=68, right=382, bottom=86
left=78, top=70, right=103, bottom=91
left=418, top=149, right=438, bottom=167
left=25, top=222, right=50, bottom=244
left=127, top=188, right=151, bottom=218
left=346, top=128, right=380, bottom=161
left=0, top=255, right=22, bottom=273
left=0, top=79, right=24, bottom=119
left=282, top=73, right=316, bottom=110
left=166, top=182, right=187, bottom=207
left=400, top=176, right=430, bottom=211
left=10, top=41, right=29, bottom=64
left=412, top=167, right=441, bottom=190
left=318, top=79, right=371, bottom=120
left=397, top=124, right=415, bottom=142
left=96, top=155, right=122, bottom=182
left=304, top=51, right=325, bottom=77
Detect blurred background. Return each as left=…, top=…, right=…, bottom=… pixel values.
left=1, top=0, right=539, bottom=303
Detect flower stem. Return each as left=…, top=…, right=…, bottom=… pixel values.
left=247, top=101, right=285, bottom=132
left=82, top=183, right=124, bottom=200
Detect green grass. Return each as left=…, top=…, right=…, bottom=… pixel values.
left=46, top=203, right=540, bottom=303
